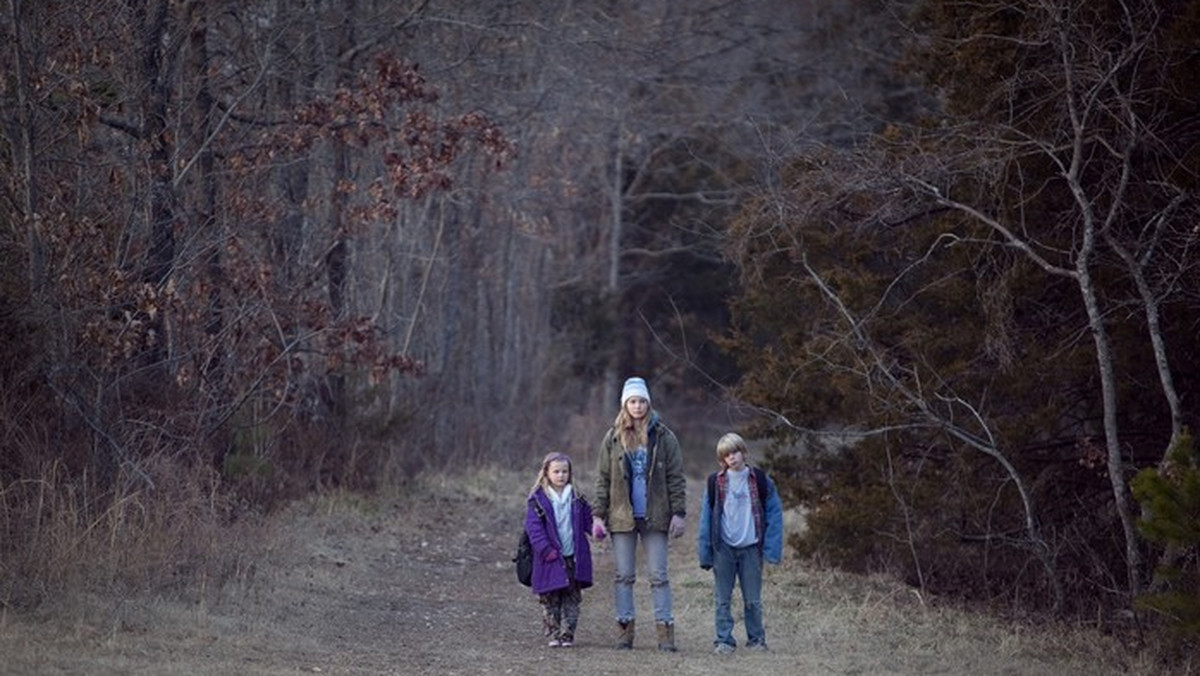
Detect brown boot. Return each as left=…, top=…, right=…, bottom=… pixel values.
left=615, top=619, right=635, bottom=649
left=656, top=622, right=677, bottom=652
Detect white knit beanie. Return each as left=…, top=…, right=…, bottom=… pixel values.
left=620, top=377, right=651, bottom=406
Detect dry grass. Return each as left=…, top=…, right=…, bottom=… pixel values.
left=666, top=538, right=1195, bottom=676
left=0, top=465, right=1194, bottom=675
left=0, top=457, right=265, bottom=614
left=757, top=565, right=1169, bottom=675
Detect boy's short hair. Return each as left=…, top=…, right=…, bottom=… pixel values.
left=715, top=432, right=749, bottom=461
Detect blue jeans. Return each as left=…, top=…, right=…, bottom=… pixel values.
left=611, top=520, right=673, bottom=624
left=712, top=541, right=764, bottom=648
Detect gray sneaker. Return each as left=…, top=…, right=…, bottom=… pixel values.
left=714, top=643, right=736, bottom=655
left=746, top=642, right=769, bottom=652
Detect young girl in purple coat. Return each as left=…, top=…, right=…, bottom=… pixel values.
left=525, top=452, right=597, bottom=647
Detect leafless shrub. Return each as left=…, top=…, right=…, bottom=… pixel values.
left=0, top=455, right=265, bottom=612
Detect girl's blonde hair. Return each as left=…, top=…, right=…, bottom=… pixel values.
left=715, top=432, right=749, bottom=468
left=531, top=452, right=573, bottom=495
left=613, top=406, right=650, bottom=451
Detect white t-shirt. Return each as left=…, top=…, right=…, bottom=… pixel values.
left=720, top=468, right=758, bottom=548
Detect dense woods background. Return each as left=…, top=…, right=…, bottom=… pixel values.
left=3, top=0, right=1199, bottom=651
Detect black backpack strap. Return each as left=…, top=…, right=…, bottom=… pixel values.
left=753, top=467, right=768, bottom=500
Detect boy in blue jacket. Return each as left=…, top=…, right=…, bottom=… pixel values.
left=697, top=433, right=784, bottom=655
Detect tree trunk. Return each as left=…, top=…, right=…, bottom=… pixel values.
left=1077, top=265, right=1142, bottom=597
left=326, top=140, right=349, bottom=424
left=7, top=0, right=44, bottom=298
left=136, top=0, right=176, bottom=370
left=604, top=127, right=624, bottom=408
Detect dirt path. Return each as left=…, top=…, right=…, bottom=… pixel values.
left=0, top=470, right=1159, bottom=675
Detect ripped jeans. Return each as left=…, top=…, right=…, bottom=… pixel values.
left=610, top=519, right=673, bottom=624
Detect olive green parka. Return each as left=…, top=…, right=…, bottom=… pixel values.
left=593, top=412, right=687, bottom=533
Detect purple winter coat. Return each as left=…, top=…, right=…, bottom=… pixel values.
left=525, top=486, right=594, bottom=595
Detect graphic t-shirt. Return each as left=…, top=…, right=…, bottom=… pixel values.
left=629, top=448, right=648, bottom=519
left=721, top=468, right=758, bottom=547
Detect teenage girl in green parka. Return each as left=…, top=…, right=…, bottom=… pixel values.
left=592, top=376, right=687, bottom=651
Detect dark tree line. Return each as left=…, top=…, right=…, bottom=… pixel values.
left=1, top=0, right=909, bottom=607
left=2, top=0, right=904, bottom=489
left=724, top=0, right=1200, bottom=629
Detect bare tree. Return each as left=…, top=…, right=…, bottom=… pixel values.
left=901, top=0, right=1200, bottom=597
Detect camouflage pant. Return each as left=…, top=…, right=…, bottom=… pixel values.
left=540, top=556, right=581, bottom=640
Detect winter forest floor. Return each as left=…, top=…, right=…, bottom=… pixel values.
left=0, top=469, right=1182, bottom=676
